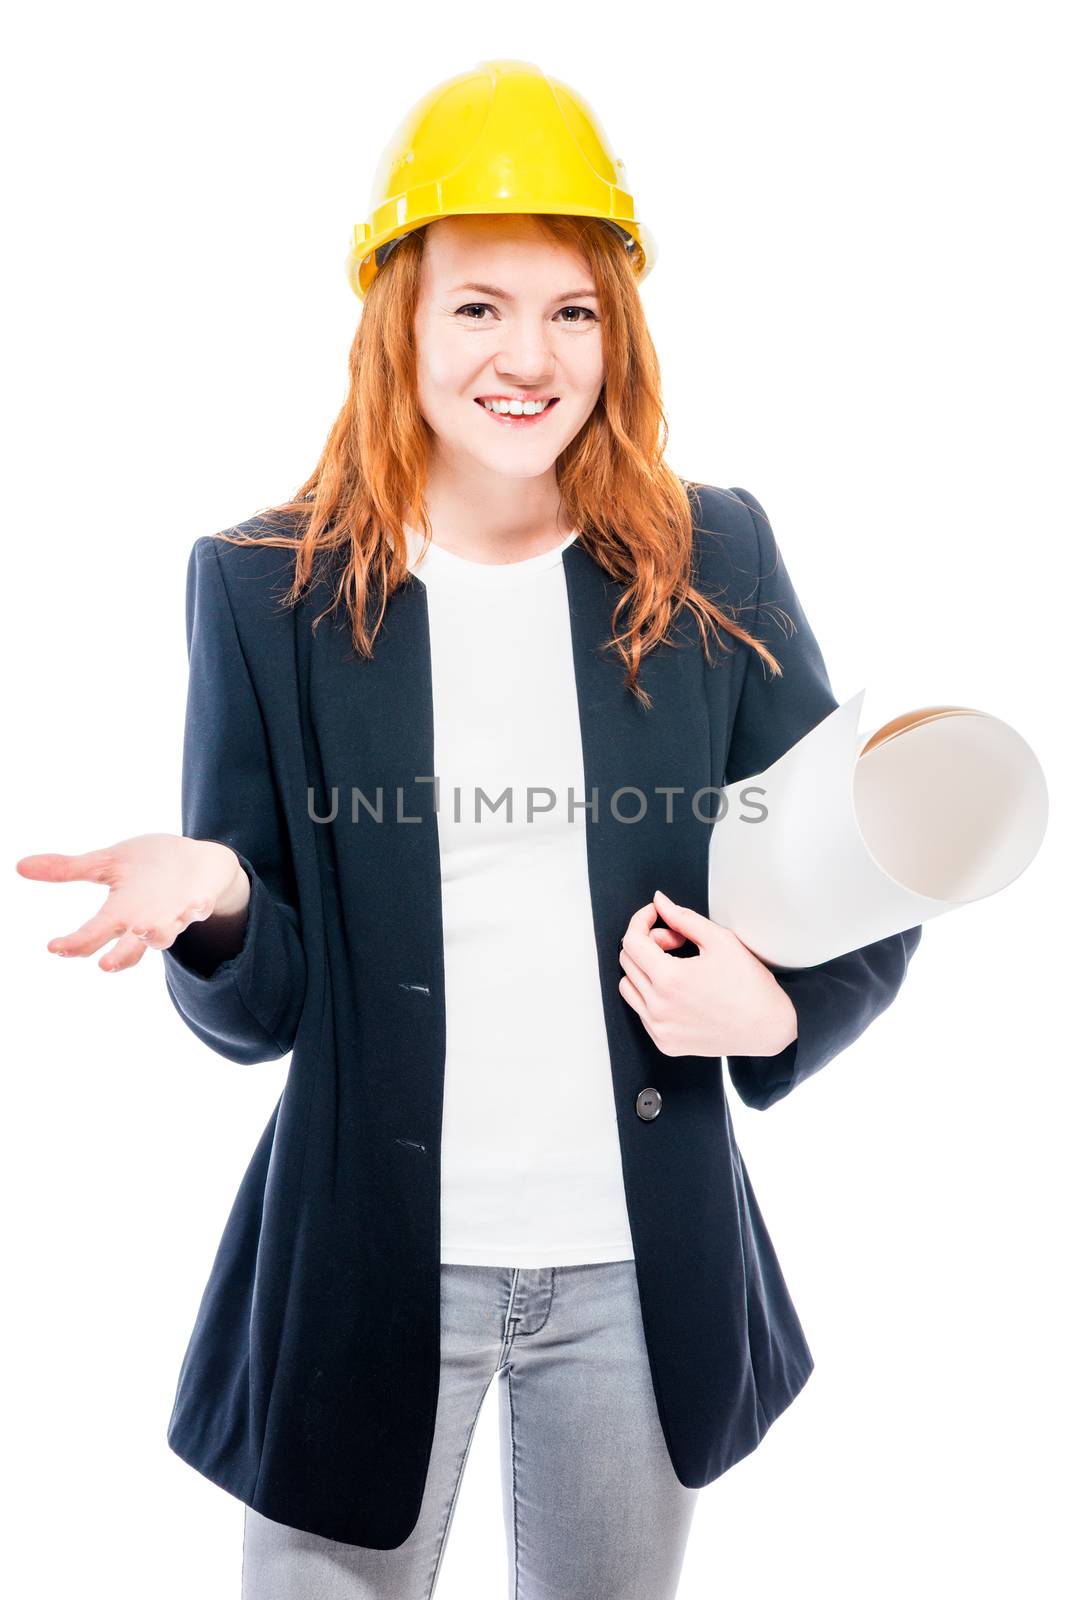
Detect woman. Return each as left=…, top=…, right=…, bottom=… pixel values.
left=19, top=60, right=922, bottom=1600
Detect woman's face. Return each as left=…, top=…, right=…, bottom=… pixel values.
left=412, top=215, right=605, bottom=485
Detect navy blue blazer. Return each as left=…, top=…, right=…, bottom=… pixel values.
left=161, top=483, right=922, bottom=1547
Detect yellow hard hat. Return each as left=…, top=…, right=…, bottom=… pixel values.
left=346, top=59, right=656, bottom=300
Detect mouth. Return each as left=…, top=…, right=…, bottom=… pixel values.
left=474, top=397, right=560, bottom=428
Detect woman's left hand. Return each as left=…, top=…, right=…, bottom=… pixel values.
left=618, top=889, right=798, bottom=1059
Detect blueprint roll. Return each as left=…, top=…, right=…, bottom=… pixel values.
left=706, top=690, right=1048, bottom=970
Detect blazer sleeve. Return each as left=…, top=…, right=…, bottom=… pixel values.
left=161, top=535, right=308, bottom=1065
left=720, top=487, right=922, bottom=1111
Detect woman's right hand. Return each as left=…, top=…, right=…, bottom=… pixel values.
left=15, top=834, right=250, bottom=973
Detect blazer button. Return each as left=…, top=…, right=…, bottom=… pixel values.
left=636, top=1087, right=662, bottom=1121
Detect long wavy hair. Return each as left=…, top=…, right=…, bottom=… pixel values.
left=216, top=212, right=784, bottom=708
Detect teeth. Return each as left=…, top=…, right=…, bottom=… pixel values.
left=480, top=398, right=553, bottom=415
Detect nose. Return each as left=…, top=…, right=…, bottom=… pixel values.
left=491, top=316, right=557, bottom=386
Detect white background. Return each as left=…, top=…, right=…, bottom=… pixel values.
left=4, top=4, right=1064, bottom=1597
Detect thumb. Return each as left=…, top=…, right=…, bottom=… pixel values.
left=653, top=888, right=710, bottom=951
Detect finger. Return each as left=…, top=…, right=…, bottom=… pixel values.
left=16, top=849, right=116, bottom=885
left=618, top=947, right=653, bottom=1006
left=618, top=972, right=650, bottom=1021
left=99, top=932, right=152, bottom=973
left=651, top=927, right=686, bottom=950
left=48, top=908, right=132, bottom=957
left=125, top=899, right=213, bottom=953
left=624, top=901, right=679, bottom=981
left=49, top=895, right=211, bottom=958
left=651, top=889, right=713, bottom=953
left=623, top=901, right=659, bottom=938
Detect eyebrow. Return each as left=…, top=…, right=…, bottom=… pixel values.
left=448, top=281, right=599, bottom=302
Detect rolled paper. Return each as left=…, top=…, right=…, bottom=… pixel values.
left=706, top=690, right=1049, bottom=970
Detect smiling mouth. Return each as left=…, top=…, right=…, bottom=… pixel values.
left=474, top=397, right=560, bottom=426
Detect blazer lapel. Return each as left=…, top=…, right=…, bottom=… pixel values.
left=560, top=539, right=713, bottom=1087
left=303, top=566, right=448, bottom=1131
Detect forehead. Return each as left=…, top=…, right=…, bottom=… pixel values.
left=421, top=215, right=588, bottom=280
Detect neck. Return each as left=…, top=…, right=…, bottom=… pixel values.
left=411, top=461, right=570, bottom=563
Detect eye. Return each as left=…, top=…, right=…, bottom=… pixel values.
left=454, top=304, right=598, bottom=324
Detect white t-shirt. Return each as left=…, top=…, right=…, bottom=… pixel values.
left=403, top=523, right=636, bottom=1268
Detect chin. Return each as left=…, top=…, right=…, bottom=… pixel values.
left=461, top=440, right=566, bottom=478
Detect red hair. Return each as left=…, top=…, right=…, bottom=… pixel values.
left=217, top=213, right=782, bottom=708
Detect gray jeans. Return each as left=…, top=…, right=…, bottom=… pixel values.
left=241, top=1259, right=701, bottom=1599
